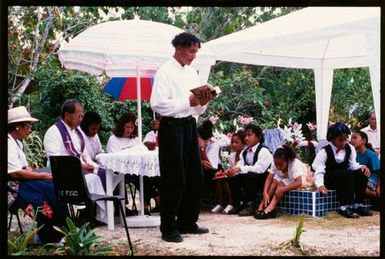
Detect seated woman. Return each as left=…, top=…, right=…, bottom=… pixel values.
left=80, top=111, right=106, bottom=190
left=7, top=106, right=69, bottom=244
left=351, top=131, right=380, bottom=198
left=106, top=112, right=143, bottom=215
left=255, top=144, right=308, bottom=219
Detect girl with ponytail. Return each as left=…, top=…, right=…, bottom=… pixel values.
left=254, top=144, right=309, bottom=219
left=351, top=131, right=380, bottom=199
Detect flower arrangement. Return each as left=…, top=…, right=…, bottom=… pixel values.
left=278, top=118, right=305, bottom=148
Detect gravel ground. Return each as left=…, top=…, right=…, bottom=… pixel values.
left=92, top=209, right=380, bottom=256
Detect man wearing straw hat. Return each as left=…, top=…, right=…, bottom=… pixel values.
left=8, top=106, right=68, bottom=244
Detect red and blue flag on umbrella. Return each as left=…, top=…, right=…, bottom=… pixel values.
left=102, top=77, right=154, bottom=101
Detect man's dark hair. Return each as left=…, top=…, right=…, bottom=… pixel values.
left=80, top=111, right=102, bottom=136
left=368, top=111, right=376, bottom=119
left=61, top=99, right=81, bottom=118
left=113, top=112, right=138, bottom=138
left=172, top=32, right=201, bottom=48
left=244, top=123, right=265, bottom=144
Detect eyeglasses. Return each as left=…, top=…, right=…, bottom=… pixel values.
left=22, top=123, right=33, bottom=129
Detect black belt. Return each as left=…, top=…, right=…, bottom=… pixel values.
left=161, top=115, right=194, bottom=122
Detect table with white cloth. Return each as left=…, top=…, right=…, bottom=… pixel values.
left=96, top=144, right=160, bottom=230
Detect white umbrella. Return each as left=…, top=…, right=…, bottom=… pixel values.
left=58, top=19, right=215, bottom=228
left=59, top=19, right=215, bottom=141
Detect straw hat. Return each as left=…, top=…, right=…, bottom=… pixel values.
left=8, top=106, right=38, bottom=124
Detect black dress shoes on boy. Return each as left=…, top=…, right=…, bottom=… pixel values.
left=338, top=208, right=359, bottom=218
left=353, top=206, right=373, bottom=216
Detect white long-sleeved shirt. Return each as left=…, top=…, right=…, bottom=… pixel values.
left=8, top=134, right=28, bottom=174
left=150, top=57, right=207, bottom=118
left=106, top=134, right=140, bottom=153
left=235, top=143, right=273, bottom=174
left=43, top=120, right=95, bottom=169
left=205, top=139, right=228, bottom=170
left=312, top=142, right=363, bottom=187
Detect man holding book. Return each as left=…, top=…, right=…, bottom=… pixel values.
left=150, top=32, right=214, bottom=243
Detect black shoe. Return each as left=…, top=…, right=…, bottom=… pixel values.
left=144, top=208, right=151, bottom=216
left=150, top=206, right=160, bottom=213
left=162, top=233, right=183, bottom=243
left=354, top=206, right=373, bottom=216
left=238, top=205, right=256, bottom=216
left=254, top=210, right=276, bottom=220
left=338, top=208, right=359, bottom=218
left=180, top=226, right=209, bottom=234
left=227, top=206, right=242, bottom=215
left=125, top=207, right=138, bottom=216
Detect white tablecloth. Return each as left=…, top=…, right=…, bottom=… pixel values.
left=96, top=144, right=160, bottom=177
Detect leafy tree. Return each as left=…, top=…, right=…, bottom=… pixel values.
left=8, top=6, right=113, bottom=108
left=330, top=68, right=373, bottom=129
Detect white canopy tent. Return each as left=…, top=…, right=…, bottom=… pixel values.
left=206, top=7, right=380, bottom=140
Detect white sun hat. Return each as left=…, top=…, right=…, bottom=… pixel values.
left=8, top=106, right=38, bottom=124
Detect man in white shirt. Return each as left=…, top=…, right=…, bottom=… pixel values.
left=361, top=111, right=380, bottom=156
left=150, top=32, right=212, bottom=243
left=43, top=99, right=107, bottom=225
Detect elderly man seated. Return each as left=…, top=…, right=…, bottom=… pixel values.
left=43, top=99, right=109, bottom=225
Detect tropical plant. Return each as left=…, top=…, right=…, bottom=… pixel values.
left=46, top=217, right=114, bottom=256
left=22, top=131, right=46, bottom=169
left=8, top=202, right=53, bottom=255
left=280, top=217, right=307, bottom=255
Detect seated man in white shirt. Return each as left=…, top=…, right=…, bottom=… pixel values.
left=43, top=99, right=107, bottom=225
left=361, top=111, right=380, bottom=157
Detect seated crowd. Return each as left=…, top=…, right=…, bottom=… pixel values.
left=198, top=120, right=380, bottom=219
left=7, top=98, right=380, bottom=245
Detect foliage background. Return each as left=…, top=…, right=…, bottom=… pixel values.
left=8, top=6, right=375, bottom=166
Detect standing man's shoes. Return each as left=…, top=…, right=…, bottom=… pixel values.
left=162, top=233, right=183, bottom=243
left=338, top=208, right=359, bottom=218
left=180, top=226, right=209, bottom=234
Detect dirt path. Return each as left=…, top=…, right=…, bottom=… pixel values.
left=94, top=210, right=380, bottom=256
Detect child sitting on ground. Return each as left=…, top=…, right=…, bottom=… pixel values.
left=212, top=130, right=246, bottom=214
left=254, top=144, right=308, bottom=219
left=312, top=122, right=371, bottom=218
left=350, top=130, right=380, bottom=199
left=226, top=123, right=273, bottom=216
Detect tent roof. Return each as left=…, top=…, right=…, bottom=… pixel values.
left=206, top=7, right=379, bottom=69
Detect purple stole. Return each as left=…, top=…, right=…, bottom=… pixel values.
left=55, top=120, right=85, bottom=158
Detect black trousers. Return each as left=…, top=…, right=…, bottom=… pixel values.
left=158, top=116, right=203, bottom=236
left=324, top=169, right=368, bottom=206
left=228, top=171, right=267, bottom=206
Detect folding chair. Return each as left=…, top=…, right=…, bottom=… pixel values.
left=7, top=186, right=23, bottom=233
left=49, top=155, right=133, bottom=254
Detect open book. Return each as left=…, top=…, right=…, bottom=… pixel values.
left=190, top=83, right=221, bottom=99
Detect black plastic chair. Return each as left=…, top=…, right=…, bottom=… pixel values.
left=49, top=155, right=133, bottom=254
left=7, top=186, right=23, bottom=233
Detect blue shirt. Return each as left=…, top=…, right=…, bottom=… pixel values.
left=356, top=149, right=380, bottom=174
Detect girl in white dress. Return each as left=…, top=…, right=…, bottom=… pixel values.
left=255, top=144, right=308, bottom=219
